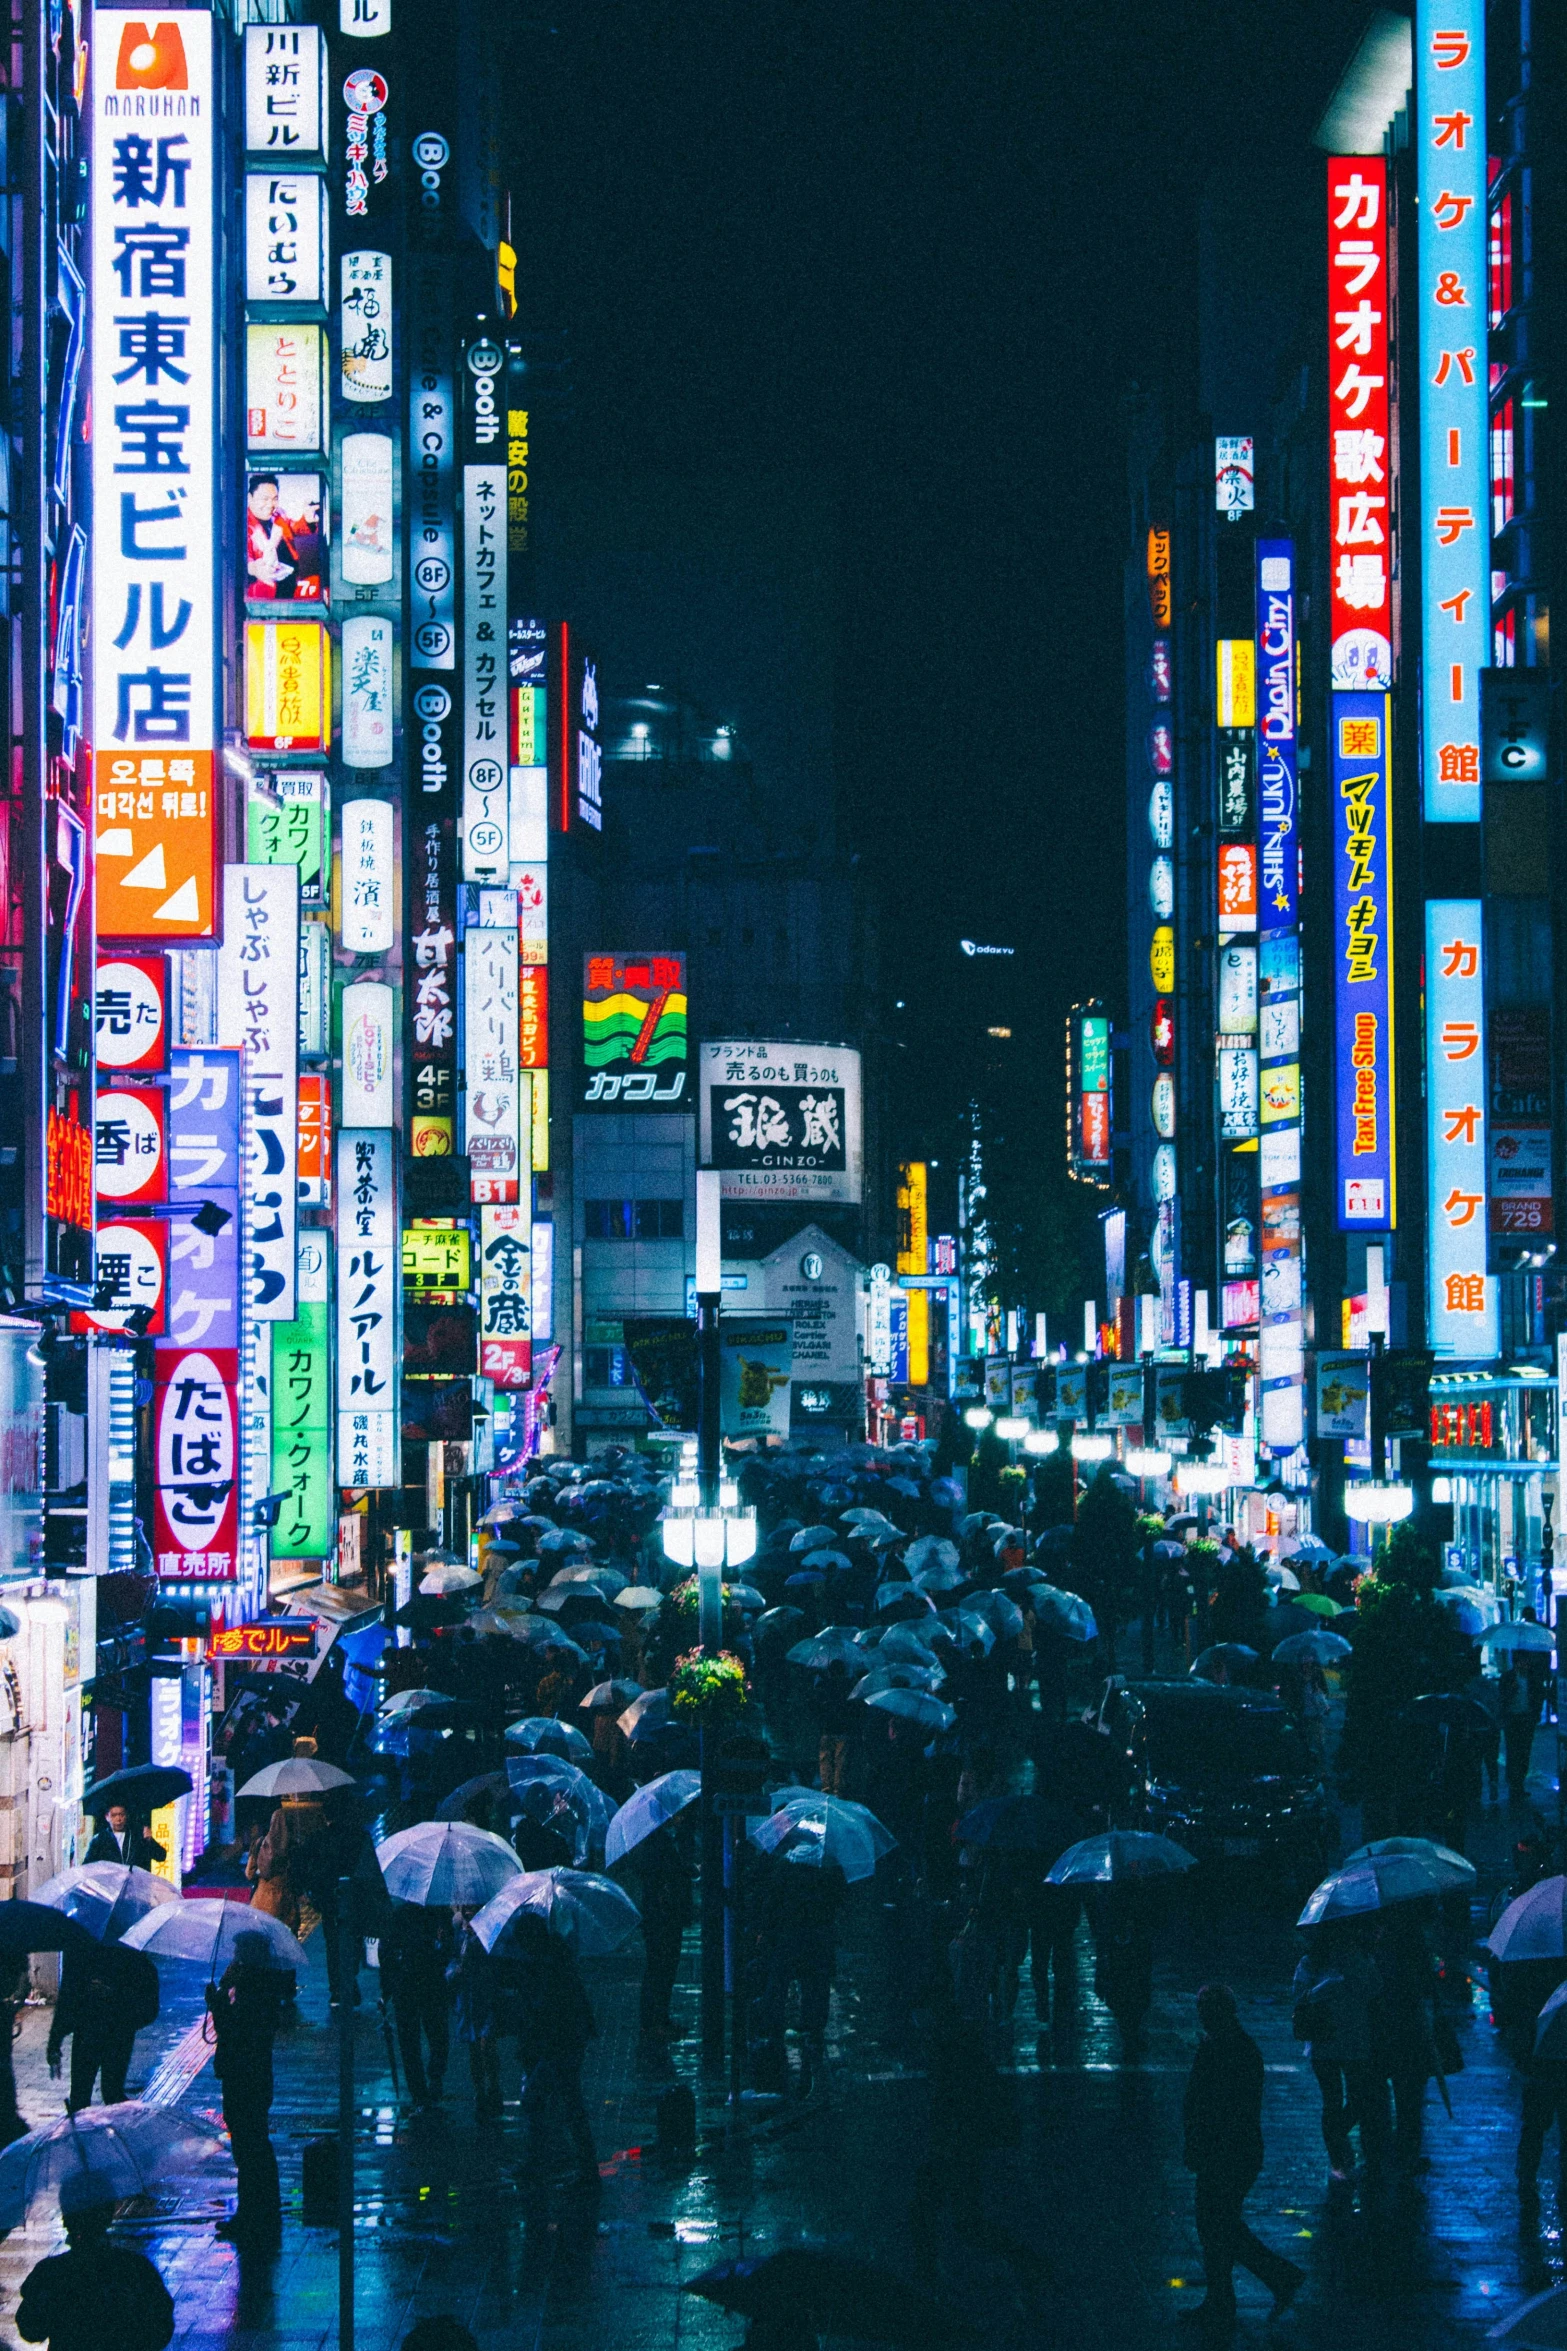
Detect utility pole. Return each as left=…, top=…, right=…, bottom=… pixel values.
left=338, top=1882, right=355, bottom=2349
left=694, top=1171, right=726, bottom=2058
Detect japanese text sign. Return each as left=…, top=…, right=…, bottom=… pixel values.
left=1332, top=692, right=1397, bottom=1230
left=479, top=1204, right=532, bottom=1387
left=270, top=1233, right=333, bottom=1557
left=462, top=463, right=508, bottom=878
left=1256, top=540, right=1299, bottom=933
left=243, top=25, right=325, bottom=158
left=700, top=1042, right=864, bottom=1205
left=581, top=952, right=688, bottom=1109
left=153, top=1344, right=239, bottom=1580
left=1327, top=157, right=1393, bottom=690
left=91, top=13, right=217, bottom=939
left=218, top=865, right=300, bottom=1321
left=95, top=955, right=166, bottom=1072
left=1417, top=0, right=1486, bottom=820
left=336, top=1130, right=399, bottom=1486
left=465, top=925, right=520, bottom=1200
left=1425, top=900, right=1497, bottom=1355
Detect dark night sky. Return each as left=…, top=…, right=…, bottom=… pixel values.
left=514, top=0, right=1372, bottom=1026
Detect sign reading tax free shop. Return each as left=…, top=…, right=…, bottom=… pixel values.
left=92, top=12, right=218, bottom=940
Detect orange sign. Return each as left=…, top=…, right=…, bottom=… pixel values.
left=94, top=750, right=217, bottom=940
left=1218, top=842, right=1257, bottom=929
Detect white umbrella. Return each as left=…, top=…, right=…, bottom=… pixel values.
left=1046, top=1832, right=1198, bottom=1885
left=550, top=1564, right=628, bottom=1595
left=471, top=1867, right=641, bottom=1955
left=618, top=1687, right=670, bottom=1736
left=1271, top=1630, right=1352, bottom=1666
left=1265, top=1564, right=1302, bottom=1592
left=375, top=1821, right=522, bottom=1908
left=236, top=1757, right=357, bottom=1800
left=379, top=1686, right=446, bottom=1718
left=32, top=1863, right=177, bottom=1943
left=1487, top=1876, right=1567, bottom=1964
left=604, top=1770, right=703, bottom=1865
left=1483, top=1620, right=1556, bottom=1654
left=122, top=1901, right=308, bottom=1976
left=1298, top=1849, right=1454, bottom=1927
left=786, top=1628, right=865, bottom=1671
left=614, top=1586, right=663, bottom=1612
left=420, top=1564, right=482, bottom=1596
left=0, top=2103, right=223, bottom=2230
left=504, top=1716, right=594, bottom=1764
left=862, top=1687, right=956, bottom=1734
left=1341, top=1836, right=1476, bottom=1891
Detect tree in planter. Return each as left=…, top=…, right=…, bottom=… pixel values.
left=1336, top=1522, right=1477, bottom=1828
left=669, top=1649, right=750, bottom=1726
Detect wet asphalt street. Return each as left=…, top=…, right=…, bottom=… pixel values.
left=0, top=1668, right=1559, bottom=2351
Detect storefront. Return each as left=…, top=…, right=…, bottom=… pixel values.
left=1429, top=1369, right=1559, bottom=1601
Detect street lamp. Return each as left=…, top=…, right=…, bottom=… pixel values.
left=1343, top=1479, right=1414, bottom=1525
left=1022, top=1429, right=1056, bottom=1455
left=964, top=1405, right=994, bottom=1431
left=995, top=1416, right=1029, bottom=1442
left=1174, top=1458, right=1229, bottom=1498
left=1071, top=1431, right=1114, bottom=1463
left=1125, top=1447, right=1173, bottom=1478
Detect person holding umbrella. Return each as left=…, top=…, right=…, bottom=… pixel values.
left=16, top=2174, right=174, bottom=2350
left=85, top=1803, right=165, bottom=1875
left=47, top=1941, right=159, bottom=2112
left=448, top=1904, right=503, bottom=2121
left=508, top=1912, right=600, bottom=2199
left=379, top=1904, right=453, bottom=2109
left=206, top=1930, right=288, bottom=2246
left=1182, top=1982, right=1304, bottom=2333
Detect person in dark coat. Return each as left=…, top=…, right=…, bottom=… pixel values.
left=448, top=1906, right=502, bottom=2119
left=1371, top=1908, right=1440, bottom=2171
left=84, top=1803, right=164, bottom=1874
left=631, top=1819, right=692, bottom=2039
left=0, top=1954, right=28, bottom=2145
left=510, top=1916, right=599, bottom=2193
left=17, top=2178, right=174, bottom=2351
left=1087, top=1882, right=1157, bottom=2060
left=47, top=1943, right=158, bottom=2111
left=206, top=1932, right=288, bottom=2245
left=1182, top=1982, right=1304, bottom=2333
left=379, top=1903, right=452, bottom=2107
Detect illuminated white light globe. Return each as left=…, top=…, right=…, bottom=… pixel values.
left=662, top=1514, right=695, bottom=1567
left=995, top=1416, right=1029, bottom=1441
left=724, top=1510, right=757, bottom=1566
left=1343, top=1480, right=1414, bottom=1524
left=1125, top=1447, right=1173, bottom=1478
left=693, top=1513, right=727, bottom=1570
left=1071, top=1432, right=1114, bottom=1462
left=1430, top=1476, right=1453, bottom=1504
left=964, top=1406, right=993, bottom=1430
left=1022, top=1430, right=1055, bottom=1455
left=1174, top=1459, right=1228, bottom=1497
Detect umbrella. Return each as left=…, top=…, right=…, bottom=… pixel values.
left=1030, top=1585, right=1098, bottom=1643
left=506, top=1618, right=589, bottom=1658
left=604, top=1770, right=703, bottom=1865
left=1190, top=1643, right=1259, bottom=1682
left=957, top=1795, right=1081, bottom=1854
left=1484, top=1621, right=1556, bottom=1654
left=933, top=1609, right=995, bottom=1655
left=1342, top=1836, right=1476, bottom=1891
left=1404, top=1690, right=1497, bottom=1736
left=754, top=1604, right=807, bottom=1639
left=583, top=1677, right=644, bottom=1711
left=727, top=1584, right=767, bottom=1612
left=789, top=1525, right=837, bottom=1552
left=1271, top=1629, right=1353, bottom=1666
left=1534, top=1982, right=1567, bottom=2063
left=393, top=1594, right=469, bottom=1632
left=0, top=2103, right=223, bottom=2232
left=685, top=2250, right=956, bottom=2343
left=419, top=1564, right=482, bottom=1596
left=471, top=1866, right=641, bottom=1955
left=32, top=1864, right=178, bottom=1944
left=550, top=1563, right=628, bottom=1595
left=1435, top=1587, right=1490, bottom=1636
left=505, top=1716, right=594, bottom=1764
left=1291, top=1591, right=1344, bottom=1618
left=976, top=1591, right=1026, bottom=1638
left=1265, top=1564, right=1302, bottom=1592
left=618, top=1687, right=670, bottom=1736
left=1298, top=1850, right=1453, bottom=1927
left=506, top=1762, right=614, bottom=1865
left=749, top=1795, right=896, bottom=1883
left=905, top=1535, right=959, bottom=1578
left=1047, top=1832, right=1198, bottom=1885
left=1488, top=1876, right=1567, bottom=1963
left=787, top=1628, right=865, bottom=1670
left=614, top=1585, right=663, bottom=1611
left=850, top=1663, right=942, bottom=1701
left=379, top=1686, right=446, bottom=1719
left=536, top=1529, right=594, bottom=1556
left=375, top=1821, right=523, bottom=1909
left=80, top=1764, right=194, bottom=1816
left=1489, top=2286, right=1567, bottom=2349
left=801, top=1549, right=854, bottom=1577
left=876, top=1622, right=939, bottom=1665
left=122, top=1901, right=308, bottom=1976
left=236, top=1757, right=356, bottom=1800
left=862, top=1687, right=956, bottom=1734
left=1289, top=1535, right=1335, bottom=1561
left=433, top=1772, right=527, bottom=1824
left=0, top=1901, right=97, bottom=1959
left=842, top=1508, right=894, bottom=1529
left=912, top=1561, right=969, bottom=1595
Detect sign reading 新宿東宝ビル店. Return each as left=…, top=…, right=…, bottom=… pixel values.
left=700, top=1043, right=863, bottom=1204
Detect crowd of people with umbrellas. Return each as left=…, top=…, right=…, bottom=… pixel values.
left=0, top=1429, right=1564, bottom=2348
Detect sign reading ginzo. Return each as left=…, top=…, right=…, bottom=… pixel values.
left=699, top=1042, right=864, bottom=1204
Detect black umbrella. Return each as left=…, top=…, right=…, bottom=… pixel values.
left=0, top=1903, right=97, bottom=1958
left=433, top=1772, right=526, bottom=1823
left=82, top=1765, right=193, bottom=1816
left=686, top=2252, right=962, bottom=2344
left=394, top=1594, right=469, bottom=1632
left=404, top=1697, right=490, bottom=1732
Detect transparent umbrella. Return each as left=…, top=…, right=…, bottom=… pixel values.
left=505, top=1716, right=594, bottom=1764
left=749, top=1795, right=896, bottom=1884
left=374, top=1821, right=523, bottom=1909
left=505, top=1756, right=615, bottom=1861
left=1271, top=1630, right=1353, bottom=1666
left=420, top=1564, right=482, bottom=1596
left=0, top=2103, right=223, bottom=2231
left=1483, top=1621, right=1556, bottom=1655
left=32, top=1863, right=178, bottom=1944
left=1046, top=1832, right=1198, bottom=1885
left=1341, top=1835, right=1475, bottom=1891
left=787, top=1628, right=865, bottom=1671
left=471, top=1867, right=641, bottom=1955
left=237, top=1757, right=356, bottom=1799
left=122, top=1901, right=308, bottom=1977
left=861, top=1687, right=956, bottom=1734
left=1297, top=1850, right=1452, bottom=1927
left=1030, top=1585, right=1098, bottom=1643
left=604, top=1770, right=703, bottom=1865
left=1487, top=1876, right=1567, bottom=1964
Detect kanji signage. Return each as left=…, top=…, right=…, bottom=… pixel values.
left=1327, top=156, right=1393, bottom=690
left=520, top=964, right=548, bottom=1069
left=408, top=807, right=456, bottom=1156
left=479, top=1204, right=532, bottom=1387
left=336, top=1130, right=399, bottom=1486
left=246, top=324, right=326, bottom=454
left=465, top=924, right=521, bottom=1200
left=153, top=1345, right=240, bottom=1579
left=91, top=14, right=218, bottom=940
left=1332, top=692, right=1396, bottom=1230
left=217, top=866, right=300, bottom=1321
left=340, top=797, right=395, bottom=955
left=1256, top=541, right=1299, bottom=930
left=402, top=1225, right=471, bottom=1292
left=341, top=250, right=392, bottom=403
left=244, top=619, right=331, bottom=751
left=79, top=1217, right=167, bottom=1335
left=243, top=25, right=326, bottom=158
left=462, top=454, right=508, bottom=879
left=1215, top=436, right=1254, bottom=517
left=700, top=1042, right=864, bottom=1205
left=95, top=956, right=166, bottom=1072
left=1425, top=900, right=1497, bottom=1356
left=95, top=1084, right=166, bottom=1205
left=342, top=616, right=395, bottom=769
left=1417, top=0, right=1486, bottom=821
left=248, top=771, right=327, bottom=904
left=210, top=1620, right=318, bottom=1659
left=581, top=953, right=688, bottom=1108
left=270, top=1234, right=332, bottom=1556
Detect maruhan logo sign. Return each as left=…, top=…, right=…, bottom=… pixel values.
left=959, top=940, right=1015, bottom=957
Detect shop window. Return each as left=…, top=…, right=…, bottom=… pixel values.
left=584, top=1197, right=684, bottom=1241
left=1489, top=187, right=1514, bottom=327
left=1491, top=397, right=1515, bottom=535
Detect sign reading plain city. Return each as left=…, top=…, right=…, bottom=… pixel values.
left=1332, top=691, right=1396, bottom=1230
left=700, top=1042, right=863, bottom=1204
left=1417, top=0, right=1486, bottom=822
left=92, top=11, right=218, bottom=941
